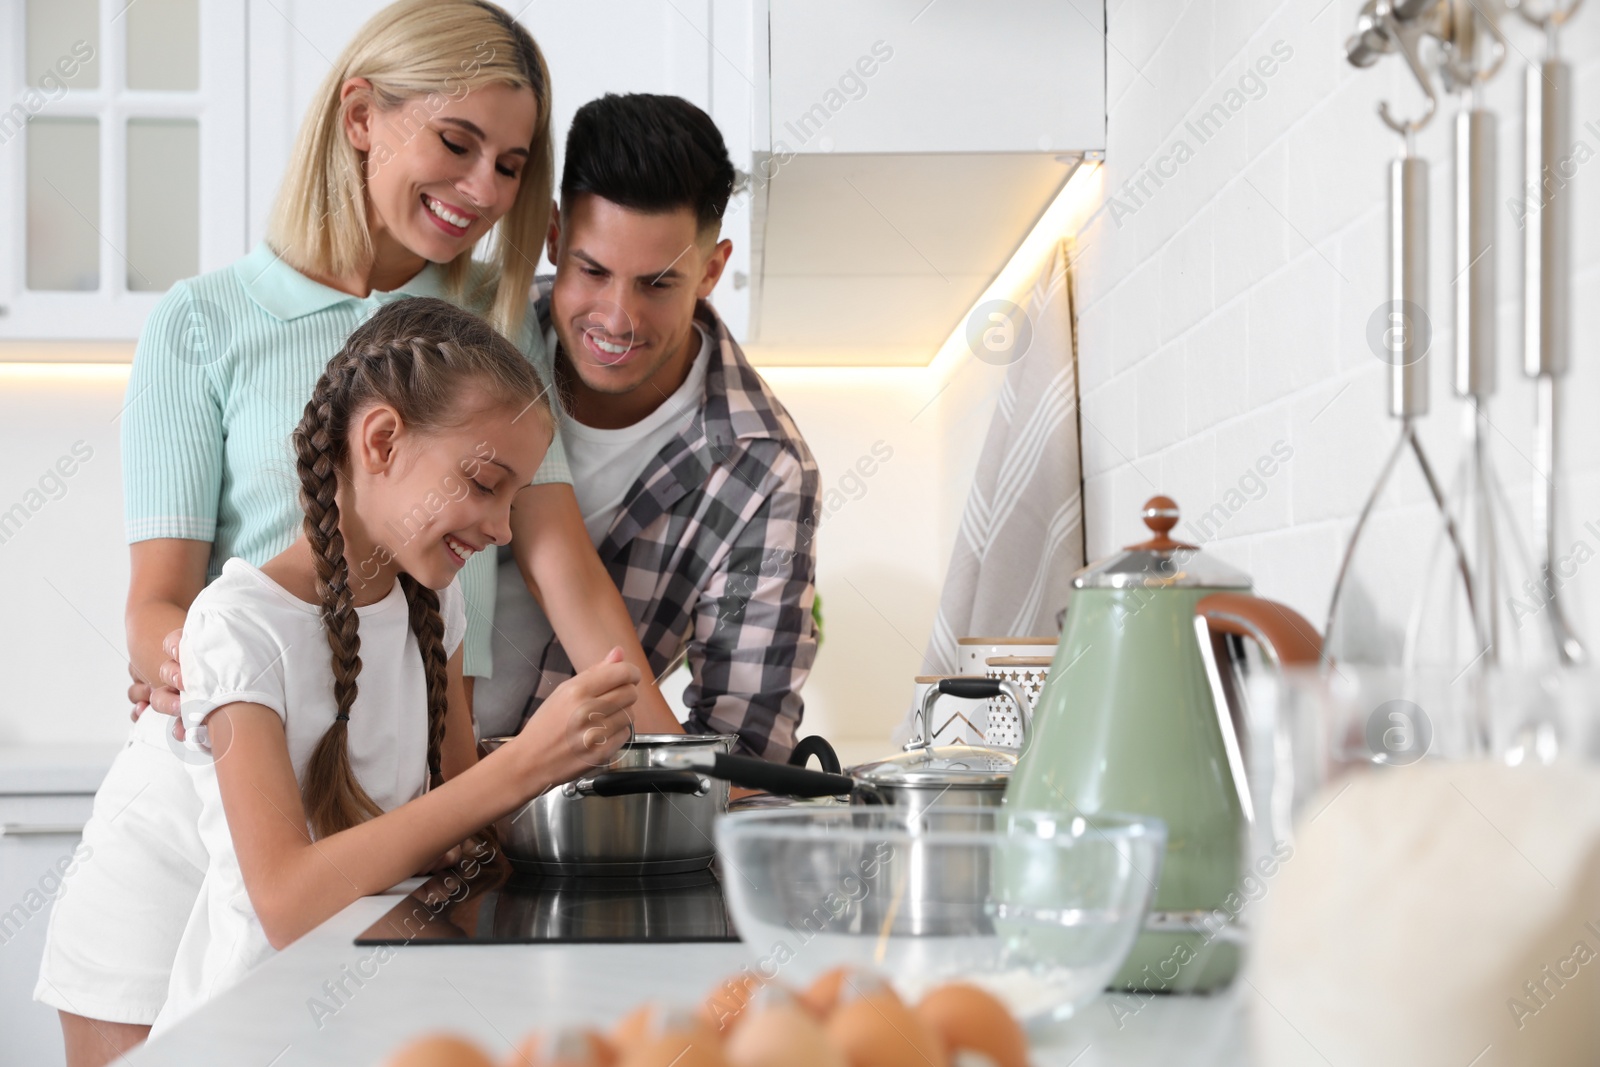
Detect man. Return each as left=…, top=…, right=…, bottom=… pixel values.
left=475, top=94, right=820, bottom=762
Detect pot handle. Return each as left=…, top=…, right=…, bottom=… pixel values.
left=564, top=768, right=711, bottom=799
left=663, top=750, right=857, bottom=798
left=1195, top=593, right=1322, bottom=666
left=909, top=677, right=1034, bottom=752
left=788, top=735, right=843, bottom=776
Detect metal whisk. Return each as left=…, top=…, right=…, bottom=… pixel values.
left=1327, top=1, right=1488, bottom=664
left=1406, top=2, right=1541, bottom=669
left=1511, top=0, right=1588, bottom=664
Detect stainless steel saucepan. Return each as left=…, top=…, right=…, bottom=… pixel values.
left=658, top=678, right=1033, bottom=816
left=479, top=732, right=736, bottom=876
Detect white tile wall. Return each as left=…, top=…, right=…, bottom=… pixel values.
left=1079, top=0, right=1600, bottom=663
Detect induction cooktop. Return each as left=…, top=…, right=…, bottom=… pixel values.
left=354, top=840, right=739, bottom=946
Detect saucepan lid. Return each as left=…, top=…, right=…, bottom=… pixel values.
left=850, top=745, right=1018, bottom=789
left=1073, top=495, right=1251, bottom=590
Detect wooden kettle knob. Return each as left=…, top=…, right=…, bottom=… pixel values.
left=1128, top=495, right=1196, bottom=551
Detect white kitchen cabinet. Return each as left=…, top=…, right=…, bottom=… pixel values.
left=0, top=0, right=247, bottom=340
left=743, top=0, right=1106, bottom=363
left=764, top=0, right=1104, bottom=157
left=0, top=745, right=118, bottom=1067
left=0, top=793, right=96, bottom=1067
left=7, top=0, right=1102, bottom=354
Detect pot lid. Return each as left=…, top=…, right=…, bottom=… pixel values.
left=1072, top=495, right=1251, bottom=590
left=850, top=743, right=1019, bottom=788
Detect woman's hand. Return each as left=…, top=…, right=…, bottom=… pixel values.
left=509, top=647, right=639, bottom=794
left=128, top=627, right=186, bottom=738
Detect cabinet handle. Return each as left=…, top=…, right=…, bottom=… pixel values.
left=0, top=824, right=84, bottom=837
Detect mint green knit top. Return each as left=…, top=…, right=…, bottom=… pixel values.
left=121, top=243, right=569, bottom=678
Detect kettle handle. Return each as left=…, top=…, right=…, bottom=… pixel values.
left=1195, top=592, right=1322, bottom=666
left=908, top=677, right=1033, bottom=752
left=1192, top=593, right=1322, bottom=829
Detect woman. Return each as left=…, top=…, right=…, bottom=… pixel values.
left=36, top=4, right=675, bottom=1064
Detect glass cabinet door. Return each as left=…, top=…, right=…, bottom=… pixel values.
left=1, top=0, right=245, bottom=341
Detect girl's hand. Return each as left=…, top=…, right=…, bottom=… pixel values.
left=414, top=844, right=464, bottom=876
left=511, top=648, right=639, bottom=793
left=128, top=627, right=187, bottom=738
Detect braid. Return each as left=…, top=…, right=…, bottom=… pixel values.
left=399, top=573, right=449, bottom=790
left=292, top=365, right=383, bottom=839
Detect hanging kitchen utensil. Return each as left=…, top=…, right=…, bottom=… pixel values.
left=1005, top=496, right=1322, bottom=993
left=1404, top=1, right=1559, bottom=670
left=1327, top=1, right=1488, bottom=667
left=1511, top=0, right=1588, bottom=664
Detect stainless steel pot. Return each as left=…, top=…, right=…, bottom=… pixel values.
left=660, top=678, right=1033, bottom=816
left=480, top=732, right=736, bottom=877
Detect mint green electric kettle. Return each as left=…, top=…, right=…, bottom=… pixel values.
left=1005, top=496, right=1321, bottom=993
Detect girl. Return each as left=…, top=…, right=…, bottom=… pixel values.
left=152, top=296, right=639, bottom=1031
left=37, top=3, right=674, bottom=1064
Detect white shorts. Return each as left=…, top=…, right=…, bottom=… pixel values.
left=33, top=710, right=207, bottom=1026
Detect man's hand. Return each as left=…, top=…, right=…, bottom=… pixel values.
left=128, top=627, right=186, bottom=739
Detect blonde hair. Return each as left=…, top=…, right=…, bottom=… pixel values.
left=268, top=0, right=553, bottom=340
left=290, top=297, right=551, bottom=839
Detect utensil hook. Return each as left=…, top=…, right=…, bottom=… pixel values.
left=1445, top=0, right=1510, bottom=89
left=1378, top=6, right=1441, bottom=137
left=1508, top=0, right=1586, bottom=34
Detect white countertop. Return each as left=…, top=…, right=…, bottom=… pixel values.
left=0, top=743, right=123, bottom=794
left=126, top=883, right=1253, bottom=1067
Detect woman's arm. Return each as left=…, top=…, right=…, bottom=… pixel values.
left=126, top=538, right=211, bottom=717
left=206, top=651, right=639, bottom=950
left=509, top=483, right=681, bottom=734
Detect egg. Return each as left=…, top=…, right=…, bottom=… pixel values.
left=825, top=975, right=948, bottom=1067
left=610, top=1004, right=658, bottom=1049
left=384, top=1033, right=497, bottom=1067
left=613, top=1005, right=729, bottom=1067
left=797, top=966, right=858, bottom=1019
left=723, top=986, right=847, bottom=1067
left=915, top=983, right=1028, bottom=1067
left=701, top=971, right=771, bottom=1035
left=505, top=1027, right=616, bottom=1067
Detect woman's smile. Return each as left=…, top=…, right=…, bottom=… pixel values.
left=420, top=192, right=477, bottom=238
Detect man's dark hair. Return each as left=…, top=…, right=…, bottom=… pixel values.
left=561, top=93, right=737, bottom=231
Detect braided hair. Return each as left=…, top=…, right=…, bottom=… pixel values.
left=291, top=296, right=551, bottom=839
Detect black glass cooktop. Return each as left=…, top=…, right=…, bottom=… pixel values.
left=355, top=841, right=739, bottom=945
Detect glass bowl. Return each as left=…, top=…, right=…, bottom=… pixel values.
left=714, top=805, right=1165, bottom=1026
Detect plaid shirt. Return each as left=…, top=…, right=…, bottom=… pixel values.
left=518, top=281, right=821, bottom=761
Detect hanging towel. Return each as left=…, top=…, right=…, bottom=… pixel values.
left=897, top=240, right=1086, bottom=745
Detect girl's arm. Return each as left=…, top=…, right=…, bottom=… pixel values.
left=412, top=647, right=482, bottom=876
left=439, top=645, right=478, bottom=781
left=205, top=651, right=639, bottom=950
left=509, top=483, right=681, bottom=734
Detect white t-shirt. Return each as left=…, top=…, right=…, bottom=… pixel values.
left=150, top=557, right=465, bottom=1033
left=474, top=324, right=712, bottom=739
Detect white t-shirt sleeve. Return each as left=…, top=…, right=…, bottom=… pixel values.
left=177, top=607, right=290, bottom=740
left=441, top=577, right=467, bottom=659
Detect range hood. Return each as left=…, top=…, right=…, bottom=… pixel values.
left=738, top=0, right=1106, bottom=367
